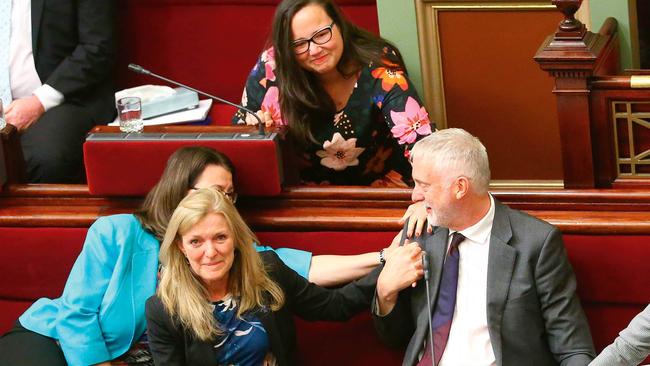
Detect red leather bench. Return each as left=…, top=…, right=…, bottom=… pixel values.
left=2, top=226, right=648, bottom=364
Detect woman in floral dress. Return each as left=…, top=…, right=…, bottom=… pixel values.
left=233, top=0, right=434, bottom=187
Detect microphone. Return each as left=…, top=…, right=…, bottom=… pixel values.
left=128, top=63, right=265, bottom=135
left=422, top=252, right=435, bottom=366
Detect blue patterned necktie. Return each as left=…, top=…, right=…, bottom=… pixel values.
left=0, top=0, right=12, bottom=106
left=418, top=232, right=465, bottom=366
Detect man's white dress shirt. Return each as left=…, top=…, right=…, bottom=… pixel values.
left=439, top=194, right=497, bottom=366
left=9, top=0, right=63, bottom=110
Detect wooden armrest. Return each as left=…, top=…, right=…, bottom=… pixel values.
left=0, top=124, right=26, bottom=185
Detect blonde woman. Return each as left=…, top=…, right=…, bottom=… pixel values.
left=146, top=188, right=377, bottom=365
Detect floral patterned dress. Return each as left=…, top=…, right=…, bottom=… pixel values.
left=233, top=47, right=434, bottom=186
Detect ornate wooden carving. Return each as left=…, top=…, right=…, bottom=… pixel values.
left=553, top=0, right=586, bottom=36
left=587, top=83, right=650, bottom=187
left=535, top=0, right=619, bottom=188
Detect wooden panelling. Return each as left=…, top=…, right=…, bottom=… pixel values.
left=439, top=9, right=562, bottom=180
left=416, top=1, right=563, bottom=181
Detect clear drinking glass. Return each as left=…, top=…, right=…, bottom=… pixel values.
left=0, top=99, right=6, bottom=130
left=116, top=96, right=144, bottom=133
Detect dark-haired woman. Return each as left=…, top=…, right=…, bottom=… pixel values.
left=233, top=0, right=434, bottom=187
left=0, top=146, right=394, bottom=366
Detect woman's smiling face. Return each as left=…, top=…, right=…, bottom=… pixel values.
left=291, top=3, right=344, bottom=78
left=177, top=212, right=235, bottom=293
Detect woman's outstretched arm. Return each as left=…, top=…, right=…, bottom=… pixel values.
left=308, top=232, right=401, bottom=287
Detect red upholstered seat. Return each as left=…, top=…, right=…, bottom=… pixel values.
left=0, top=227, right=87, bottom=333
left=0, top=228, right=87, bottom=301
left=564, top=234, right=650, bottom=354
left=1, top=227, right=649, bottom=361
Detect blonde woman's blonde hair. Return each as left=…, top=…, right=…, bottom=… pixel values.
left=157, top=188, right=284, bottom=341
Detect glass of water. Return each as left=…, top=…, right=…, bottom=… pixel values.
left=116, top=96, right=144, bottom=133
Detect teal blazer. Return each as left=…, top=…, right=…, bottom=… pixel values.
left=19, top=214, right=311, bottom=366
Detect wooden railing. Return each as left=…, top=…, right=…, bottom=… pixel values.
left=589, top=75, right=650, bottom=188
left=534, top=0, right=650, bottom=188
left=4, top=183, right=650, bottom=234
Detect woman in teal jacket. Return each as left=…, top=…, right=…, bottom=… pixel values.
left=0, top=146, right=389, bottom=366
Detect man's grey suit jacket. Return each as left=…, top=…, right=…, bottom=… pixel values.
left=373, top=199, right=595, bottom=366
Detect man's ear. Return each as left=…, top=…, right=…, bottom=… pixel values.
left=455, top=176, right=470, bottom=199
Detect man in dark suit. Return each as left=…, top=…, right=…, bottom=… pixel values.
left=373, top=128, right=595, bottom=366
left=2, top=0, right=115, bottom=182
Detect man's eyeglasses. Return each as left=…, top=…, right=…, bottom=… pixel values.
left=292, top=22, right=335, bottom=55
left=192, top=186, right=238, bottom=203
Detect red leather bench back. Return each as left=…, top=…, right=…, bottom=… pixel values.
left=2, top=227, right=647, bottom=361
left=563, top=234, right=650, bottom=354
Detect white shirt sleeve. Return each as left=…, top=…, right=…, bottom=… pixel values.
left=33, top=84, right=65, bottom=111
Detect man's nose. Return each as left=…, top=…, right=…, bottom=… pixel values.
left=411, top=186, right=424, bottom=202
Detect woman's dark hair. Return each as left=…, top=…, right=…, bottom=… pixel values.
left=272, top=0, right=406, bottom=145
left=134, top=146, right=235, bottom=241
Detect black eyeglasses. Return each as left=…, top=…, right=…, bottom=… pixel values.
left=192, top=186, right=238, bottom=203
left=292, top=22, right=335, bottom=55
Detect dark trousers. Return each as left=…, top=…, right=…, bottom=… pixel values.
left=20, top=103, right=97, bottom=183
left=0, top=321, right=67, bottom=366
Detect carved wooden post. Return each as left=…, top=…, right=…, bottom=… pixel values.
left=534, top=0, right=616, bottom=188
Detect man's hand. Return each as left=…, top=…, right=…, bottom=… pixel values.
left=376, top=241, right=423, bottom=315
left=399, top=201, right=431, bottom=238
left=5, top=96, right=45, bottom=131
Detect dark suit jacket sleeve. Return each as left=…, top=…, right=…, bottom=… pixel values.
left=536, top=227, right=595, bottom=365
left=372, top=286, right=414, bottom=348
left=145, top=296, right=186, bottom=366
left=263, top=251, right=378, bottom=321
left=371, top=221, right=417, bottom=348
left=43, top=0, right=116, bottom=97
